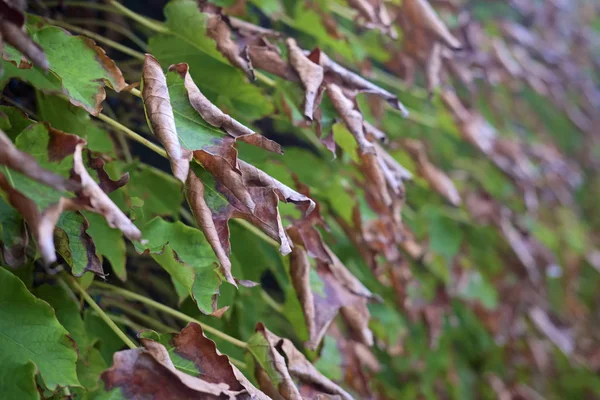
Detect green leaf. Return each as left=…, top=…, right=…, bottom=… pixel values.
left=0, top=268, right=79, bottom=398
left=36, top=92, right=115, bottom=155
left=0, top=197, right=27, bottom=267
left=1, top=22, right=126, bottom=115
left=457, top=271, right=498, bottom=309
left=55, top=211, right=102, bottom=277
left=134, top=217, right=222, bottom=314
left=428, top=212, right=463, bottom=260
left=149, top=0, right=272, bottom=120
left=84, top=212, right=127, bottom=281
left=314, top=335, right=343, bottom=381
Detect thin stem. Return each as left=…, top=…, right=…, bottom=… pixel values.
left=103, top=298, right=177, bottom=333
left=180, top=207, right=196, bottom=227
left=63, top=276, right=138, bottom=349
left=0, top=94, right=38, bottom=119
left=64, top=18, right=149, bottom=51
left=233, top=219, right=279, bottom=248
left=108, top=1, right=169, bottom=34
left=229, top=358, right=248, bottom=370
left=101, top=101, right=133, bottom=163
left=130, top=87, right=142, bottom=98
left=45, top=17, right=144, bottom=60
left=260, top=290, right=284, bottom=313
left=96, top=113, right=167, bottom=157
left=105, top=313, right=146, bottom=332
left=93, top=282, right=248, bottom=349
left=44, top=1, right=126, bottom=15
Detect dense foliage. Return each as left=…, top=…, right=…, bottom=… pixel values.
left=0, top=0, right=599, bottom=399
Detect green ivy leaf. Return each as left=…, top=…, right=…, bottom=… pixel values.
left=36, top=92, right=115, bottom=155
left=55, top=211, right=103, bottom=277
left=84, top=212, right=127, bottom=281
left=1, top=21, right=126, bottom=115
left=134, top=217, right=222, bottom=314
left=0, top=268, right=79, bottom=398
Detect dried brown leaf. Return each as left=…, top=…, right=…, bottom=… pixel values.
left=348, top=0, right=397, bottom=39
left=287, top=38, right=324, bottom=120
left=142, top=54, right=193, bottom=183
left=207, top=14, right=255, bottom=80
left=311, top=49, right=408, bottom=115
left=0, top=128, right=140, bottom=269
left=72, top=142, right=142, bottom=243
left=102, top=346, right=239, bottom=400
left=327, top=83, right=374, bottom=155
left=186, top=171, right=235, bottom=285
left=0, top=129, right=79, bottom=192
left=402, top=0, right=462, bottom=50
left=152, top=322, right=270, bottom=399
left=402, top=139, right=461, bottom=206
left=254, top=323, right=352, bottom=400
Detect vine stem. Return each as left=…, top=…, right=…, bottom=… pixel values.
left=64, top=18, right=149, bottom=51
left=96, top=113, right=167, bottom=157
left=44, top=17, right=145, bottom=60
left=108, top=0, right=170, bottom=34
left=93, top=282, right=248, bottom=349
left=102, top=298, right=177, bottom=333
left=62, top=275, right=138, bottom=349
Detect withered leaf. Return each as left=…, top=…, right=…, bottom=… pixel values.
left=310, top=49, right=408, bottom=115
left=72, top=142, right=142, bottom=243
left=0, top=129, right=79, bottom=192
left=0, top=127, right=141, bottom=271
left=402, top=0, right=462, bottom=50
left=402, top=139, right=461, bottom=206
left=529, top=307, right=574, bottom=357
left=249, top=323, right=352, bottom=400
left=142, top=55, right=314, bottom=281
left=102, top=344, right=240, bottom=400
left=207, top=13, right=255, bottom=80
left=327, top=84, right=374, bottom=155
left=159, top=322, right=270, bottom=400
left=287, top=38, right=324, bottom=120
left=142, top=54, right=193, bottom=183
left=169, top=62, right=281, bottom=154
left=348, top=0, right=397, bottom=39
left=288, top=234, right=374, bottom=350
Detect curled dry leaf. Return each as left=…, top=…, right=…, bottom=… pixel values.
left=426, top=41, right=443, bottom=94
left=207, top=14, right=255, bottom=80
left=143, top=322, right=270, bottom=400
left=142, top=55, right=314, bottom=281
left=327, top=324, right=380, bottom=398
left=402, top=0, right=462, bottom=50
left=327, top=83, right=374, bottom=155
left=0, top=128, right=141, bottom=272
left=249, top=323, right=353, bottom=400
left=169, top=62, right=281, bottom=154
left=142, top=54, right=193, bottom=183
left=529, top=307, right=574, bottom=357
left=287, top=38, right=324, bottom=120
left=288, top=243, right=374, bottom=349
left=0, top=129, right=79, bottom=192
left=348, top=0, right=397, bottom=39
left=0, top=0, right=49, bottom=70
left=310, top=48, right=409, bottom=116
left=102, top=344, right=240, bottom=400
left=402, top=139, right=461, bottom=206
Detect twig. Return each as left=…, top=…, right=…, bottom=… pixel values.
left=93, top=282, right=248, bottom=349
left=61, top=275, right=138, bottom=349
